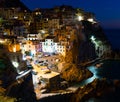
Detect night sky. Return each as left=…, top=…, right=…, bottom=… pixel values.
left=21, top=0, right=120, bottom=49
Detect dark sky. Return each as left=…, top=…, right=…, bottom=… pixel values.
left=21, top=0, right=120, bottom=49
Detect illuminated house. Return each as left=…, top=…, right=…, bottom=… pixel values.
left=48, top=18, right=60, bottom=29
left=0, top=8, right=18, bottom=19
left=21, top=41, right=36, bottom=56
left=56, top=44, right=66, bottom=57
left=41, top=36, right=66, bottom=56
left=21, top=39, right=42, bottom=57
left=42, top=36, right=55, bottom=54
left=27, top=34, right=38, bottom=41
left=8, top=43, right=20, bottom=52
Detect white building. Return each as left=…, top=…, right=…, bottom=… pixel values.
left=42, top=36, right=66, bottom=56
left=21, top=41, right=37, bottom=58
left=42, top=37, right=55, bottom=53
left=27, top=34, right=38, bottom=41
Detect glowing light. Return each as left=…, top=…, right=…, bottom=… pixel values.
left=56, top=59, right=59, bottom=62
left=31, top=50, right=36, bottom=55
left=0, top=39, right=5, bottom=43
left=16, top=70, right=31, bottom=80
left=87, top=18, right=94, bottom=22
left=36, top=12, right=38, bottom=15
left=12, top=61, right=19, bottom=68
left=90, top=35, right=96, bottom=41
left=90, top=35, right=100, bottom=49
left=14, top=16, right=18, bottom=19
left=13, top=47, right=16, bottom=52
left=41, top=30, right=45, bottom=34
left=22, top=55, right=26, bottom=60
left=78, top=15, right=83, bottom=21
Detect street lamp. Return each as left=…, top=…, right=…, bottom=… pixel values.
left=87, top=18, right=94, bottom=22
left=90, top=35, right=96, bottom=41
left=87, top=18, right=97, bottom=24
left=78, top=15, right=83, bottom=21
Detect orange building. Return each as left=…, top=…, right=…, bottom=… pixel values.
left=8, top=44, right=20, bottom=52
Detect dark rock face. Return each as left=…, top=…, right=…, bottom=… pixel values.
left=76, top=20, right=110, bottom=63
left=82, top=20, right=108, bottom=41
left=61, top=64, right=93, bottom=82
left=71, top=20, right=107, bottom=64
left=0, top=0, right=30, bottom=11
left=0, top=55, right=17, bottom=88
left=0, top=55, right=36, bottom=102
left=39, top=94, right=73, bottom=102
left=78, top=41, right=97, bottom=63
left=8, top=73, right=37, bottom=102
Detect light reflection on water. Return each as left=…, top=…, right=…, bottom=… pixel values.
left=79, top=66, right=101, bottom=87
left=86, top=60, right=120, bottom=102
left=88, top=66, right=99, bottom=78
left=80, top=76, right=95, bottom=86
left=89, top=60, right=120, bottom=80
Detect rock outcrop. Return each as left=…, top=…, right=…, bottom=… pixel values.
left=71, top=78, right=115, bottom=102
left=0, top=52, right=36, bottom=102
left=61, top=63, right=93, bottom=82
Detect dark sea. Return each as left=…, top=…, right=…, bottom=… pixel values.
left=96, top=60, right=120, bottom=80
left=104, top=29, right=120, bottom=49
left=87, top=59, right=120, bottom=102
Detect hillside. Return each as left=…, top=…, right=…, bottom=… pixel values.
left=0, top=0, right=30, bottom=11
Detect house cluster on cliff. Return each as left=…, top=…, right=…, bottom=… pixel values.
left=0, top=1, right=112, bottom=101
left=0, top=0, right=111, bottom=63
